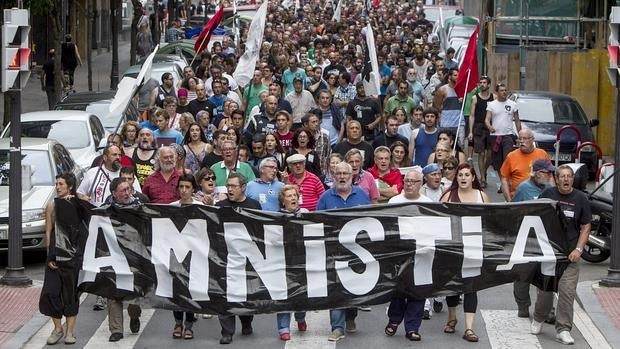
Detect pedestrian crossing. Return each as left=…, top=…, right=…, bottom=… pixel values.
left=19, top=295, right=607, bottom=349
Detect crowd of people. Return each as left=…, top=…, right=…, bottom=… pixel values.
left=39, top=0, right=591, bottom=346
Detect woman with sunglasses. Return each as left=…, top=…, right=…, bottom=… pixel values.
left=441, top=156, right=459, bottom=188
left=428, top=129, right=467, bottom=165
left=439, top=163, right=490, bottom=343
left=194, top=168, right=224, bottom=205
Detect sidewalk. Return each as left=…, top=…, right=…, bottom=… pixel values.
left=576, top=280, right=620, bottom=348
left=0, top=283, right=43, bottom=348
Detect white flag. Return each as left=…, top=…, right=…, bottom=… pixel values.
left=281, top=0, right=293, bottom=9
left=233, top=1, right=269, bottom=88
left=332, top=0, right=342, bottom=22
left=362, top=24, right=380, bottom=97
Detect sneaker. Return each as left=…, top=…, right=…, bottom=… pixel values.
left=517, top=306, right=530, bottom=318
left=297, top=320, right=307, bottom=332
left=423, top=309, right=431, bottom=320
left=93, top=296, right=106, bottom=311
left=345, top=319, right=357, bottom=333
left=46, top=329, right=64, bottom=345
left=130, top=317, right=140, bottom=333
left=358, top=306, right=372, bottom=311
left=433, top=299, right=443, bottom=313
left=530, top=320, right=543, bottom=335
left=556, top=330, right=575, bottom=345
left=64, top=335, right=77, bottom=345
left=328, top=329, right=345, bottom=342
left=279, top=332, right=291, bottom=341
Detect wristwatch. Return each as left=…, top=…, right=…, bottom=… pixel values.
left=575, top=247, right=583, bottom=253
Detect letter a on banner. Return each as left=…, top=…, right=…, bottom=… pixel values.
left=496, top=216, right=557, bottom=275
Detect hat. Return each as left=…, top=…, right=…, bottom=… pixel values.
left=533, top=159, right=555, bottom=172
left=177, top=88, right=188, bottom=97
left=422, top=163, right=441, bottom=176
left=286, top=153, right=306, bottom=164
left=293, top=76, right=304, bottom=83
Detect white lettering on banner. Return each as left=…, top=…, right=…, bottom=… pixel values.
left=224, top=223, right=287, bottom=302
left=398, top=216, right=452, bottom=285
left=151, top=218, right=210, bottom=300
left=462, top=216, right=483, bottom=278
left=496, top=216, right=556, bottom=275
left=79, top=216, right=134, bottom=290
left=335, top=217, right=385, bottom=295
left=303, top=223, right=328, bottom=298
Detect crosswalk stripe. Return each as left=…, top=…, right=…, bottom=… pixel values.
left=480, top=309, right=543, bottom=349
left=22, top=293, right=88, bottom=349
left=83, top=308, right=155, bottom=348
left=284, top=310, right=336, bottom=349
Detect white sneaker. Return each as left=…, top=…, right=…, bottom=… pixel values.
left=556, top=330, right=575, bottom=345
left=328, top=329, right=345, bottom=342
left=530, top=320, right=543, bottom=334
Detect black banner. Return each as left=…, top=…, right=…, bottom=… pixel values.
left=55, top=200, right=569, bottom=315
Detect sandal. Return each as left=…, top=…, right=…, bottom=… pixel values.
left=443, top=319, right=458, bottom=334
left=384, top=323, right=398, bottom=336
left=406, top=331, right=421, bottom=341
left=184, top=328, right=194, bottom=340
left=172, top=324, right=183, bottom=339
left=480, top=180, right=487, bottom=189
left=463, top=329, right=479, bottom=342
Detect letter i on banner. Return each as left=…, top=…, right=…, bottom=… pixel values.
left=461, top=216, right=483, bottom=278
left=304, top=223, right=328, bottom=297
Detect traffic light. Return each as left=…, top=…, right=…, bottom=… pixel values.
left=1, top=8, right=30, bottom=92
left=608, top=7, right=620, bottom=86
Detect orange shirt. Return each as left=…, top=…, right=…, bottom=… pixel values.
left=500, top=148, right=550, bottom=198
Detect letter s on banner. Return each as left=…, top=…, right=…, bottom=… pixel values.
left=151, top=218, right=210, bottom=300
left=225, top=223, right=288, bottom=302
left=79, top=216, right=134, bottom=290
left=335, top=217, right=385, bottom=295
left=496, top=216, right=557, bottom=275
left=398, top=216, right=452, bottom=286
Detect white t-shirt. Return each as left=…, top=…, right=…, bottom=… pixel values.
left=486, top=99, right=518, bottom=136
left=388, top=193, right=433, bottom=204
left=420, top=184, right=444, bottom=202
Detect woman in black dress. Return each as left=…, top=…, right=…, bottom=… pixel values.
left=61, top=34, right=82, bottom=92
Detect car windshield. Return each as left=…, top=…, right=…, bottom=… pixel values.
left=20, top=120, right=90, bottom=148
left=0, top=149, right=53, bottom=186
left=516, top=97, right=588, bottom=125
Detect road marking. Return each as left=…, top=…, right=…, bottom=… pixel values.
left=285, top=310, right=336, bottom=349
left=22, top=293, right=88, bottom=349
left=83, top=308, right=155, bottom=348
left=481, top=309, right=543, bottom=349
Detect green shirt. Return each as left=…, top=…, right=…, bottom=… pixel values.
left=243, top=83, right=268, bottom=117
left=211, top=161, right=256, bottom=187
left=385, top=94, right=416, bottom=119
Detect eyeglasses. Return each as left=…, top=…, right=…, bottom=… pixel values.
left=226, top=183, right=242, bottom=188
left=443, top=166, right=455, bottom=170
left=204, top=175, right=216, bottom=181
left=404, top=179, right=422, bottom=184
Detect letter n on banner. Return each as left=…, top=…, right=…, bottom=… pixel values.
left=151, top=218, right=210, bottom=300
left=225, top=223, right=287, bottom=302
left=80, top=216, right=134, bottom=290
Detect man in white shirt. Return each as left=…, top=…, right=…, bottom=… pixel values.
left=388, top=168, right=432, bottom=203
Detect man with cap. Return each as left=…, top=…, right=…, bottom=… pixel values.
left=512, top=158, right=557, bottom=320
left=283, top=153, right=325, bottom=211
left=246, top=158, right=284, bottom=212
left=176, top=88, right=190, bottom=114
left=500, top=128, right=550, bottom=201
left=285, top=76, right=317, bottom=130
left=420, top=163, right=444, bottom=202
left=282, top=57, right=307, bottom=96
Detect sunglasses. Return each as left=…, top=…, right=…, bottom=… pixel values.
left=443, top=166, right=455, bottom=170
left=204, top=175, right=216, bottom=181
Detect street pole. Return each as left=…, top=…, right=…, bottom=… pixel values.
left=0, top=89, right=32, bottom=286
left=600, top=48, right=620, bottom=287
left=110, top=0, right=119, bottom=89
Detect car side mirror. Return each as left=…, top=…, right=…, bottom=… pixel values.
left=589, top=119, right=600, bottom=127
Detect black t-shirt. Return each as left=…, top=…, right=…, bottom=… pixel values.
left=200, top=152, right=223, bottom=169
left=539, top=187, right=592, bottom=250
left=187, top=98, right=217, bottom=118
left=216, top=197, right=261, bottom=209
left=345, top=97, right=381, bottom=140
left=333, top=140, right=375, bottom=170
left=42, top=59, right=55, bottom=87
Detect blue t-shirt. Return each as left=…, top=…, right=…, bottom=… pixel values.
left=246, top=180, right=284, bottom=212
left=154, top=128, right=184, bottom=146
left=512, top=179, right=551, bottom=202
left=317, top=186, right=371, bottom=210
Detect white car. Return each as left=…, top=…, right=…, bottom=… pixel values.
left=1, top=110, right=108, bottom=170
left=0, top=138, right=84, bottom=251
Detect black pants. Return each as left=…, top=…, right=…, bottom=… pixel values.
left=446, top=292, right=478, bottom=313
left=218, top=315, right=254, bottom=336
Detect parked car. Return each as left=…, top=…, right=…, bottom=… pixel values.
left=0, top=110, right=108, bottom=170
left=509, top=91, right=600, bottom=177
left=0, top=138, right=83, bottom=251
left=54, top=91, right=140, bottom=133
left=123, top=62, right=184, bottom=88
left=137, top=53, right=188, bottom=72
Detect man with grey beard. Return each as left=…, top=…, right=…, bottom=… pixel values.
left=141, top=146, right=181, bottom=203
left=317, top=161, right=371, bottom=342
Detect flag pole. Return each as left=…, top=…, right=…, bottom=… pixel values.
left=454, top=68, right=472, bottom=153
left=191, top=2, right=221, bottom=67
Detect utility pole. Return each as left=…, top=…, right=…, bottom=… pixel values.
left=110, top=0, right=119, bottom=89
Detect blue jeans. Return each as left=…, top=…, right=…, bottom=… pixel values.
left=387, top=297, right=425, bottom=332
left=276, top=312, right=306, bottom=334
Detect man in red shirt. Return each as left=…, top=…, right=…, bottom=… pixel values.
left=142, top=146, right=181, bottom=203
left=283, top=153, right=325, bottom=211
left=368, top=146, right=403, bottom=202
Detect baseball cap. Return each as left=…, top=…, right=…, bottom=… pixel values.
left=422, top=163, right=441, bottom=176
left=533, top=159, right=555, bottom=172
left=286, top=153, right=306, bottom=164
left=293, top=76, right=304, bottom=83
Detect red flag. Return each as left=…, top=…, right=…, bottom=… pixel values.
left=194, top=5, right=225, bottom=53
left=454, top=23, right=479, bottom=98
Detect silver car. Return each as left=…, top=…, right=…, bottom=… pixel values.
left=0, top=138, right=84, bottom=251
